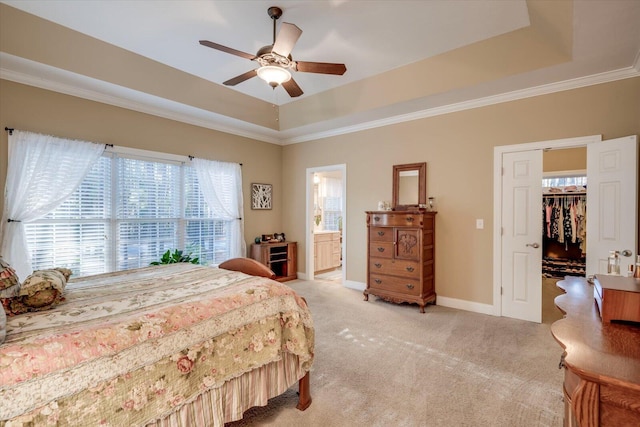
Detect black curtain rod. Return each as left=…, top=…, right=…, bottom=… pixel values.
left=188, top=155, right=242, bottom=166
left=4, top=128, right=111, bottom=149
left=4, top=132, right=242, bottom=166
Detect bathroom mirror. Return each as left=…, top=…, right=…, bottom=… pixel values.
left=392, top=162, right=426, bottom=210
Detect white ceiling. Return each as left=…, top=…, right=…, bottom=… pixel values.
left=1, top=1, right=639, bottom=144
left=1, top=0, right=531, bottom=103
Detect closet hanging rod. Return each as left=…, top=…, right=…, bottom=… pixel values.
left=543, top=192, right=586, bottom=197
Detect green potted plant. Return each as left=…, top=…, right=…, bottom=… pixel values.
left=150, top=249, right=199, bottom=265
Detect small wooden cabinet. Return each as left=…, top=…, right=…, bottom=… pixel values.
left=250, top=241, right=297, bottom=282
left=314, top=231, right=341, bottom=273
left=364, top=211, right=436, bottom=313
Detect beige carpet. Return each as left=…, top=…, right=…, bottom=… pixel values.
left=227, top=279, right=565, bottom=427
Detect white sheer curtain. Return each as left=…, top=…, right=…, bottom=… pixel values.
left=0, top=130, right=105, bottom=280
left=321, top=177, right=342, bottom=198
left=192, top=158, right=246, bottom=259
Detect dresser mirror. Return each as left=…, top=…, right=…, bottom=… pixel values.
left=392, top=162, right=426, bottom=210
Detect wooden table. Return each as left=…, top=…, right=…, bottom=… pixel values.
left=551, top=276, right=640, bottom=427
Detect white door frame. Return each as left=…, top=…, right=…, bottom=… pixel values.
left=305, top=164, right=347, bottom=283
left=492, top=135, right=602, bottom=316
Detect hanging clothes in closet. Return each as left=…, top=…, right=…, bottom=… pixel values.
left=543, top=194, right=587, bottom=250
left=542, top=193, right=587, bottom=278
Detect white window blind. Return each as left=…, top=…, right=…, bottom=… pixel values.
left=25, top=156, right=111, bottom=277
left=25, top=151, right=237, bottom=277
left=116, top=157, right=181, bottom=270
left=184, top=167, right=232, bottom=265
left=319, top=177, right=343, bottom=231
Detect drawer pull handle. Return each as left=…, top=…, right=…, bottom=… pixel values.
left=375, top=279, right=382, bottom=284
left=406, top=216, right=414, bottom=222
left=377, top=231, right=385, bottom=236
left=374, top=216, right=380, bottom=221
left=406, top=266, right=414, bottom=272
left=374, top=263, right=382, bottom=268
left=406, top=284, right=414, bottom=289
left=377, top=247, right=385, bottom=252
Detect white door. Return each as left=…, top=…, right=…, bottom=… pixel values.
left=501, top=150, right=543, bottom=323
left=586, top=136, right=639, bottom=277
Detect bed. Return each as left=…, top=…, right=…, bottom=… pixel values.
left=0, top=262, right=314, bottom=426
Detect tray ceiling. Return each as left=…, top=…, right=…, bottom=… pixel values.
left=1, top=1, right=639, bottom=144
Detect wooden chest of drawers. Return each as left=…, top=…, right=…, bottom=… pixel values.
left=364, top=211, right=436, bottom=312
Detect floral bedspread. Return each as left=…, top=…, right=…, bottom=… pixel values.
left=0, top=264, right=314, bottom=426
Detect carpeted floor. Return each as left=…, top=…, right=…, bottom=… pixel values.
left=227, top=279, right=565, bottom=427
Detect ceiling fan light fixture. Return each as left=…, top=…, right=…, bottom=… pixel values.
left=257, top=65, right=291, bottom=87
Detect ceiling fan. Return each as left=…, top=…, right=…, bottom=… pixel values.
left=199, top=6, right=347, bottom=98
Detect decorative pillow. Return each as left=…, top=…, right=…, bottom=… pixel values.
left=219, top=258, right=276, bottom=279
left=1, top=268, right=71, bottom=316
left=0, top=257, right=20, bottom=298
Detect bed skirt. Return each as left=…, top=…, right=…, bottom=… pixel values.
left=146, top=352, right=307, bottom=427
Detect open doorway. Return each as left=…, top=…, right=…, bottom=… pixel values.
left=541, top=148, right=587, bottom=324
left=494, top=135, right=638, bottom=323
left=306, top=165, right=346, bottom=284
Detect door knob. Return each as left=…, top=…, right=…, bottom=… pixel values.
left=620, top=249, right=632, bottom=257
left=526, top=243, right=540, bottom=248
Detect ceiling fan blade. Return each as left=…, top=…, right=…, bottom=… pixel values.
left=295, top=61, right=347, bottom=75
left=199, top=40, right=255, bottom=60
left=282, top=78, right=303, bottom=98
left=272, top=23, right=302, bottom=58
left=223, top=69, right=258, bottom=86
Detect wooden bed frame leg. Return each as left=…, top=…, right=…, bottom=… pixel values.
left=296, top=371, right=312, bottom=411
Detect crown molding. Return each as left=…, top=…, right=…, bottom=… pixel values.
left=281, top=65, right=640, bottom=145
left=1, top=52, right=638, bottom=146
left=0, top=55, right=283, bottom=145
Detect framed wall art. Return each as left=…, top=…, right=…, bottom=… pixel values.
left=251, top=183, right=272, bottom=210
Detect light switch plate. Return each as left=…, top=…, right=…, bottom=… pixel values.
left=476, top=219, right=484, bottom=229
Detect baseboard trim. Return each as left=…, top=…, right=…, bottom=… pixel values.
left=436, top=296, right=495, bottom=316
left=343, top=280, right=366, bottom=291
left=342, top=283, right=496, bottom=316
left=300, top=276, right=496, bottom=316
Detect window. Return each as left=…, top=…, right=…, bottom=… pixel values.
left=317, top=176, right=343, bottom=231
left=25, top=156, right=112, bottom=277
left=25, top=151, right=237, bottom=277
left=542, top=174, right=587, bottom=189
left=322, top=196, right=342, bottom=231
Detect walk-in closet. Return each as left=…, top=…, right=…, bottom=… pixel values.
left=542, top=191, right=587, bottom=278
left=541, top=148, right=587, bottom=324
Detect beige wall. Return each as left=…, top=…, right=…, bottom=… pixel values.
left=282, top=77, right=640, bottom=305
left=543, top=147, right=586, bottom=172
left=0, top=80, right=284, bottom=255
left=2, top=77, right=639, bottom=306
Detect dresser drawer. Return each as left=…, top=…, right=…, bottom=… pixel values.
left=369, top=213, right=423, bottom=227
left=369, top=258, right=420, bottom=279
left=369, top=227, right=393, bottom=242
left=369, top=274, right=420, bottom=296
left=369, top=242, right=394, bottom=258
